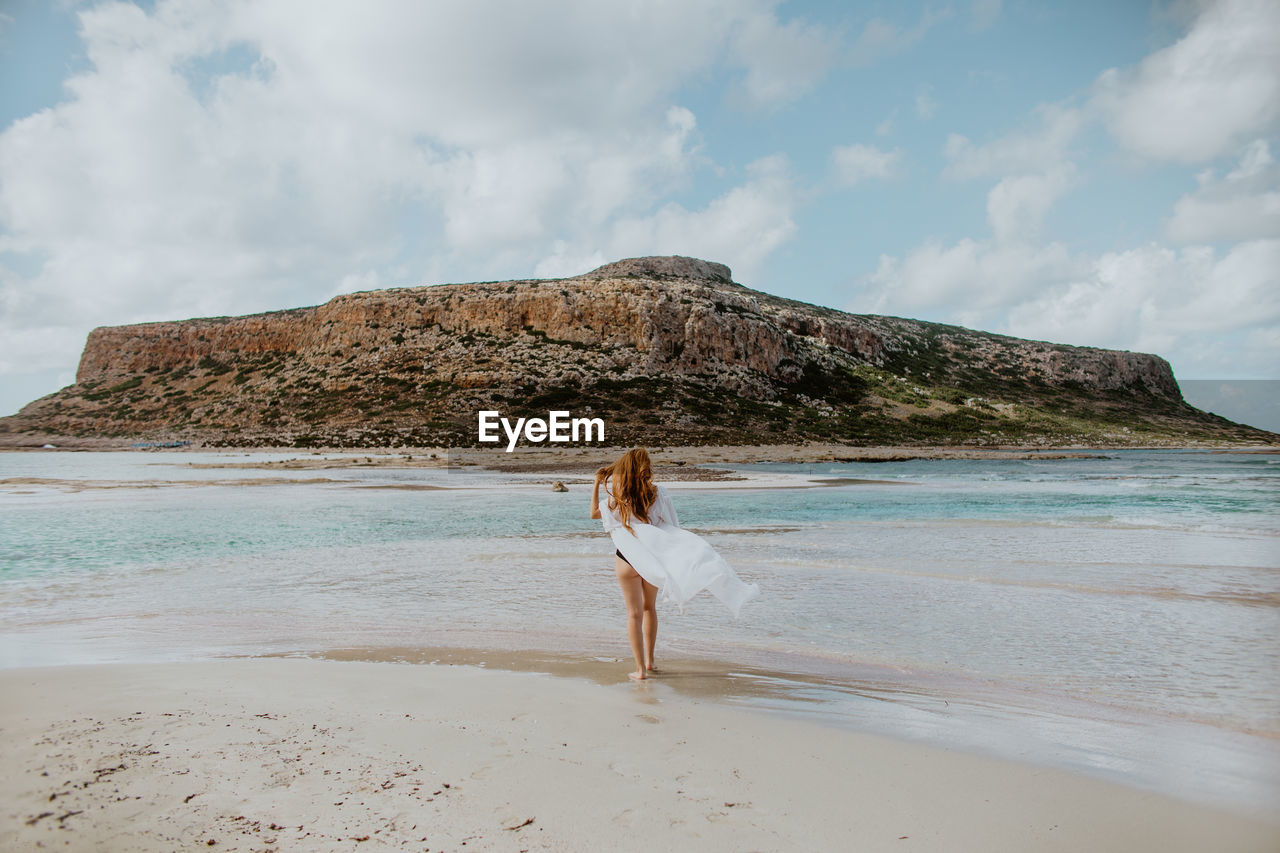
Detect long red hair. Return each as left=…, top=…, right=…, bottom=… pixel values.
left=605, top=448, right=657, bottom=534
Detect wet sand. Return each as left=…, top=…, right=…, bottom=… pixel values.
left=2, top=659, right=1276, bottom=852
left=3, top=440, right=1119, bottom=467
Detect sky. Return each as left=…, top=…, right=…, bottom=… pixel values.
left=0, top=0, right=1277, bottom=418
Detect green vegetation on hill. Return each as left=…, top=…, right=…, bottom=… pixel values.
left=1, top=257, right=1274, bottom=449
left=6, top=343, right=1266, bottom=449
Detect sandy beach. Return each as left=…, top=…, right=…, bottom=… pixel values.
left=3, top=448, right=1278, bottom=850
left=2, top=659, right=1275, bottom=852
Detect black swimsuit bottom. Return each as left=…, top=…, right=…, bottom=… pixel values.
left=615, top=548, right=631, bottom=565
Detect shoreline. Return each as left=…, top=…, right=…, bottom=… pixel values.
left=3, top=442, right=1275, bottom=484
left=3, top=436, right=1276, bottom=458
left=3, top=442, right=1275, bottom=495
left=3, top=658, right=1276, bottom=852
left=4, top=447, right=1277, bottom=848
left=4, top=637, right=1278, bottom=824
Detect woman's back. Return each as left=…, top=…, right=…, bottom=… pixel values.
left=600, top=481, right=677, bottom=531
left=602, top=448, right=658, bottom=533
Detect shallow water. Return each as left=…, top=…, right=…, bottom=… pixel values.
left=1, top=448, right=1277, bottom=816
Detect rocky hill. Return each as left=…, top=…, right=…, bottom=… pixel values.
left=2, top=256, right=1271, bottom=448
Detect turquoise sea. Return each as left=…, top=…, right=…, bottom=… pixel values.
left=1, top=448, right=1277, bottom=817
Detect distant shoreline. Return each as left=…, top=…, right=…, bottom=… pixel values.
left=4, top=442, right=1276, bottom=491
left=2, top=437, right=1276, bottom=460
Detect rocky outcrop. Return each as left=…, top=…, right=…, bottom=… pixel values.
left=5, top=256, right=1266, bottom=448
left=579, top=255, right=733, bottom=283
left=70, top=261, right=1178, bottom=399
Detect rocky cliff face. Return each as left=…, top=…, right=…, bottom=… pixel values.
left=4, top=256, right=1267, bottom=447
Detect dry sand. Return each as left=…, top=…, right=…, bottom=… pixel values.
left=2, top=659, right=1275, bottom=852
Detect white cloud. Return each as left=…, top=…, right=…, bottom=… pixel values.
left=985, top=165, right=1075, bottom=243
left=831, top=143, right=902, bottom=186
left=848, top=7, right=950, bottom=68
left=854, top=0, right=1280, bottom=382
left=915, top=84, right=938, bottom=119
left=432, top=117, right=698, bottom=254
left=577, top=154, right=799, bottom=284
left=532, top=243, right=609, bottom=281
left=859, top=236, right=1280, bottom=380
left=0, top=313, right=86, bottom=378
left=1006, top=240, right=1280, bottom=365
left=1092, top=0, right=1280, bottom=163
left=336, top=269, right=383, bottom=297
left=942, top=0, right=1277, bottom=193
left=862, top=238, right=1079, bottom=323
left=1166, top=139, right=1280, bottom=243
left=0, top=0, right=835, bottom=411
left=731, top=8, right=839, bottom=108
left=943, top=103, right=1084, bottom=179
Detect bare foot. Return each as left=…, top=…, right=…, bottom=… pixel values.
left=646, top=664, right=660, bottom=673
left=629, top=671, right=647, bottom=681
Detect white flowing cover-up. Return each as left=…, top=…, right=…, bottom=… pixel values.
left=599, top=481, right=760, bottom=618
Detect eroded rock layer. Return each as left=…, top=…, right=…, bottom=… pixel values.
left=3, top=256, right=1267, bottom=447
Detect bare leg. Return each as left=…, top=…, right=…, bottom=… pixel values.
left=615, top=556, right=647, bottom=680
left=641, top=578, right=659, bottom=672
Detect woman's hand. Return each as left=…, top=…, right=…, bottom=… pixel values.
left=589, top=468, right=605, bottom=519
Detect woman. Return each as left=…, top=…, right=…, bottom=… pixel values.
left=590, top=447, right=760, bottom=681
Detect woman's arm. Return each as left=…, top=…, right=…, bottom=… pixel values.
left=589, top=468, right=607, bottom=519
